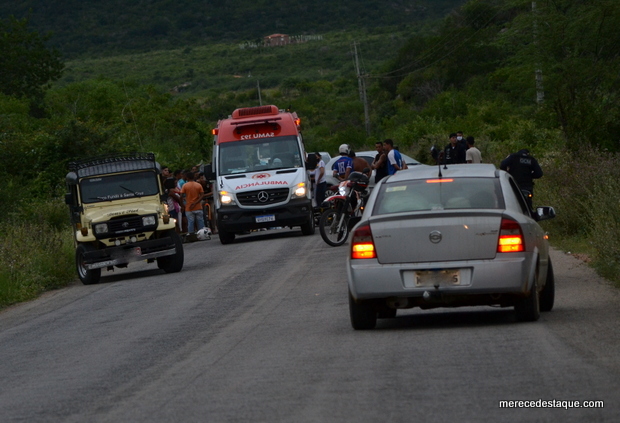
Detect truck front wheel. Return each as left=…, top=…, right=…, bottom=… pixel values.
left=157, top=230, right=184, bottom=273
left=76, top=243, right=101, bottom=285
left=300, top=210, right=315, bottom=235
left=218, top=228, right=235, bottom=245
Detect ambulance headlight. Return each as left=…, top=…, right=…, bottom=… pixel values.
left=220, top=191, right=233, bottom=205
left=293, top=183, right=306, bottom=198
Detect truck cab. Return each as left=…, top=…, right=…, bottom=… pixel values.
left=65, top=153, right=184, bottom=284
left=208, top=105, right=315, bottom=244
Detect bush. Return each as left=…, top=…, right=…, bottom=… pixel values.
left=0, top=219, right=75, bottom=308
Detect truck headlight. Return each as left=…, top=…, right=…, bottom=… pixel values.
left=220, top=191, right=233, bottom=205
left=142, top=215, right=156, bottom=226
left=293, top=183, right=306, bottom=198
left=94, top=223, right=109, bottom=234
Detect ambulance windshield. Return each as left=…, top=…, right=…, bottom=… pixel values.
left=219, top=136, right=303, bottom=175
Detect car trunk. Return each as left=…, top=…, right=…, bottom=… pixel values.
left=370, top=211, right=503, bottom=264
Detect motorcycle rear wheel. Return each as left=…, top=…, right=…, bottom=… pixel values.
left=319, top=209, right=350, bottom=246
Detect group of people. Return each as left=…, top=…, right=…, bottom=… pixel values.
left=160, top=165, right=215, bottom=240
left=442, top=131, right=482, bottom=164
left=328, top=140, right=408, bottom=186
left=310, top=132, right=543, bottom=211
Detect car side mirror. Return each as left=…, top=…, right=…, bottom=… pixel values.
left=65, top=192, right=74, bottom=205
left=430, top=146, right=439, bottom=161
left=535, top=206, right=556, bottom=221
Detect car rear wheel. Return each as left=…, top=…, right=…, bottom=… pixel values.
left=349, top=290, right=377, bottom=330
left=515, top=271, right=540, bottom=322
left=76, top=243, right=101, bottom=285
left=539, top=258, right=555, bottom=312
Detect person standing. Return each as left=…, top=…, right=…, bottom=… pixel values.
left=500, top=149, right=543, bottom=209
left=384, top=139, right=405, bottom=175
left=163, top=177, right=182, bottom=233
left=349, top=151, right=368, bottom=173
left=372, top=141, right=388, bottom=183
left=456, top=131, right=467, bottom=150
left=314, top=152, right=327, bottom=207
left=443, top=133, right=467, bottom=164
left=181, top=171, right=207, bottom=234
left=332, top=144, right=353, bottom=181
left=466, top=136, right=482, bottom=163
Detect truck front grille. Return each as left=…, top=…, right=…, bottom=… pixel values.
left=109, top=216, right=144, bottom=233
left=237, top=188, right=289, bottom=206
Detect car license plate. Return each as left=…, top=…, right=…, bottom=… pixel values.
left=415, top=270, right=461, bottom=287
left=255, top=214, right=276, bottom=223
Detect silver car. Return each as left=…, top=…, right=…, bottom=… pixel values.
left=347, top=164, right=556, bottom=329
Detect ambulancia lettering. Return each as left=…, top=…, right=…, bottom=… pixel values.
left=240, top=132, right=275, bottom=140
left=235, top=180, right=287, bottom=190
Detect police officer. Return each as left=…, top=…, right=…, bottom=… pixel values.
left=500, top=149, right=543, bottom=210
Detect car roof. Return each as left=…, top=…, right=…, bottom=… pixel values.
left=327, top=151, right=420, bottom=165
left=385, top=163, right=499, bottom=182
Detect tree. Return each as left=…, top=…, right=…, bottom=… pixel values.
left=0, top=15, right=64, bottom=101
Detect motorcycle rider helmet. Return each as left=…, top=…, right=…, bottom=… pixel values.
left=338, top=144, right=350, bottom=154
left=196, top=227, right=212, bottom=241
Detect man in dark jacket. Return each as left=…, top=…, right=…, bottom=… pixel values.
left=443, top=133, right=466, bottom=164
left=500, top=149, right=543, bottom=209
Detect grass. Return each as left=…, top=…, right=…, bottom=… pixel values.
left=0, top=206, right=76, bottom=309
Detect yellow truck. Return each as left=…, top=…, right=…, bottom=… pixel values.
left=65, top=153, right=183, bottom=284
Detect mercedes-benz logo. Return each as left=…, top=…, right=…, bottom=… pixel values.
left=257, top=191, right=269, bottom=203
left=429, top=230, right=442, bottom=244
left=122, top=222, right=130, bottom=228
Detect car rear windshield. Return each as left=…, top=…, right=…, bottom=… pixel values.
left=79, top=171, right=160, bottom=204
left=373, top=177, right=504, bottom=215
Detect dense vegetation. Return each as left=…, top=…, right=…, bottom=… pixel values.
left=0, top=0, right=466, bottom=58
left=1, top=0, right=620, bottom=308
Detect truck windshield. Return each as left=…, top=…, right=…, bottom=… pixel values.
left=80, top=171, right=160, bottom=204
left=218, top=136, right=303, bottom=175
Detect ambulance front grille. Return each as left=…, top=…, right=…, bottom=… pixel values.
left=237, top=188, right=289, bottom=206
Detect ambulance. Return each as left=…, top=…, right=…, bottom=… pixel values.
left=206, top=105, right=315, bottom=244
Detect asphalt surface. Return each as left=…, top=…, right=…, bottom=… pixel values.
left=0, top=229, right=619, bottom=422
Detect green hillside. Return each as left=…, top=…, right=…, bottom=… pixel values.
left=0, top=0, right=467, bottom=58
left=60, top=28, right=417, bottom=97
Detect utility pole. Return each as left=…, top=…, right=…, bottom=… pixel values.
left=257, top=80, right=262, bottom=106
left=352, top=41, right=370, bottom=136
left=533, top=2, right=545, bottom=105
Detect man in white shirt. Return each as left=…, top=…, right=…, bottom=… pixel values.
left=466, top=137, right=482, bottom=164
left=313, top=152, right=327, bottom=207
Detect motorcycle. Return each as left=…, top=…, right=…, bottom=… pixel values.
left=319, top=171, right=370, bottom=246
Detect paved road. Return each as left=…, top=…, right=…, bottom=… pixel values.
left=1, top=229, right=619, bottom=422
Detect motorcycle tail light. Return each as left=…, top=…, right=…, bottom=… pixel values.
left=351, top=224, right=376, bottom=259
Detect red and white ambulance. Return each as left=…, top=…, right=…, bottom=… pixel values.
left=207, top=105, right=314, bottom=244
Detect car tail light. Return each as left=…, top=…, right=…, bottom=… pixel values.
left=351, top=224, right=376, bottom=259
left=497, top=218, right=524, bottom=253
